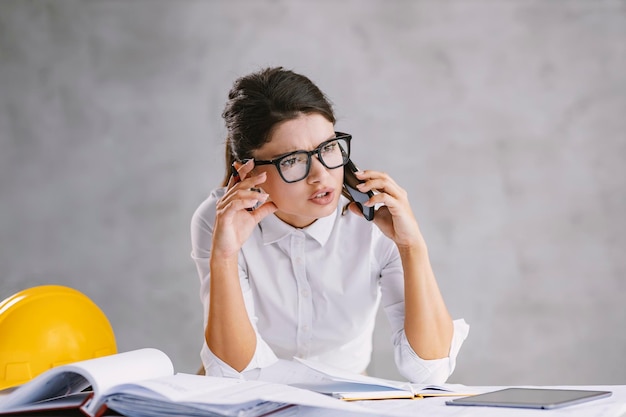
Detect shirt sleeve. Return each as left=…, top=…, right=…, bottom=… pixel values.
left=393, top=316, right=469, bottom=384
left=376, top=230, right=470, bottom=384
left=191, top=188, right=278, bottom=376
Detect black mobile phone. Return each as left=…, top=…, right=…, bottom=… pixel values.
left=343, top=159, right=375, bottom=221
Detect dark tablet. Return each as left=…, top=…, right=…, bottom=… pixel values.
left=446, top=387, right=612, bottom=409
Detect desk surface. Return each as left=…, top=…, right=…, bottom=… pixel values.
left=353, top=385, right=626, bottom=417
left=2, top=384, right=625, bottom=417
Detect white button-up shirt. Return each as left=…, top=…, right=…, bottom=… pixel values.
left=191, top=188, right=469, bottom=383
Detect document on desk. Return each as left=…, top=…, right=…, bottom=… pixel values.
left=288, top=357, right=474, bottom=400
left=103, top=373, right=377, bottom=417
left=0, top=348, right=378, bottom=417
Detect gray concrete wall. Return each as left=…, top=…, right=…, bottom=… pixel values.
left=1, top=0, right=624, bottom=385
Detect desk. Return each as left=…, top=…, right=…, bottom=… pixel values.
left=353, top=385, right=626, bottom=417
left=2, top=384, right=625, bottom=417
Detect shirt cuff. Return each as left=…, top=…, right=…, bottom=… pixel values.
left=394, top=318, right=470, bottom=384
left=200, top=337, right=279, bottom=378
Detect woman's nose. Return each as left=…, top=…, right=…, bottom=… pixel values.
left=306, top=155, right=330, bottom=183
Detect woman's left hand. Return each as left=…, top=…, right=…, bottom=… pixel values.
left=349, top=170, right=424, bottom=249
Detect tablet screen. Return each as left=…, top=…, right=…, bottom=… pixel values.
left=446, top=388, right=612, bottom=409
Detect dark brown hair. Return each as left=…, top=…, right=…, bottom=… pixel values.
left=221, top=67, right=336, bottom=186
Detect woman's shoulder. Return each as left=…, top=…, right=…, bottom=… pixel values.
left=337, top=197, right=386, bottom=239
left=342, top=197, right=398, bottom=240
left=191, top=187, right=226, bottom=226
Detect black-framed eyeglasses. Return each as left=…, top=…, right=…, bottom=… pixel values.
left=252, top=132, right=352, bottom=183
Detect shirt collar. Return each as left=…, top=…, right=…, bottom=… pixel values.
left=259, top=207, right=338, bottom=247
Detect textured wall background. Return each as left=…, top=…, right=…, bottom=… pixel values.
left=1, top=0, right=624, bottom=385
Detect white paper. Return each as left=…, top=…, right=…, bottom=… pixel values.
left=0, top=348, right=173, bottom=416
left=104, top=373, right=376, bottom=416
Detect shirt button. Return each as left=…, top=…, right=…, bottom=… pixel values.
left=296, top=257, right=303, bottom=265
left=301, top=289, right=309, bottom=297
left=302, top=325, right=310, bottom=333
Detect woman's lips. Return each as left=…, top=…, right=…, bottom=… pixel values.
left=309, top=188, right=335, bottom=205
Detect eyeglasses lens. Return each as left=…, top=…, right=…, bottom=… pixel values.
left=278, top=138, right=349, bottom=183
left=279, top=153, right=309, bottom=182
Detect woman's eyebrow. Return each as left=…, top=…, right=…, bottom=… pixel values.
left=264, top=148, right=299, bottom=160
left=264, top=134, right=337, bottom=159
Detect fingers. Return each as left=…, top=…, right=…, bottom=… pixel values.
left=227, top=159, right=256, bottom=189
left=218, top=183, right=269, bottom=212
left=226, top=166, right=239, bottom=188
left=236, top=159, right=256, bottom=180
left=354, top=170, right=406, bottom=204
left=250, top=200, right=278, bottom=220
left=225, top=159, right=268, bottom=204
left=219, top=158, right=271, bottom=214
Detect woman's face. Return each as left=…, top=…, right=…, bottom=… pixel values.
left=252, top=113, right=344, bottom=228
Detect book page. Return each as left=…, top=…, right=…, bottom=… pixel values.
left=409, top=383, right=476, bottom=397
left=79, top=348, right=174, bottom=415
left=0, top=392, right=92, bottom=415
left=0, top=371, right=91, bottom=409
left=104, top=373, right=372, bottom=416
left=73, top=348, right=173, bottom=396
left=290, top=358, right=477, bottom=400
left=293, top=357, right=410, bottom=391
left=0, top=348, right=173, bottom=416
left=107, top=373, right=255, bottom=403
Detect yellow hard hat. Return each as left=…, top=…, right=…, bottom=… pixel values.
left=0, top=285, right=117, bottom=390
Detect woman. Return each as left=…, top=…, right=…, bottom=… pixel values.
left=191, top=67, right=469, bottom=383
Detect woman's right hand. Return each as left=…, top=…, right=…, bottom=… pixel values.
left=211, top=159, right=277, bottom=259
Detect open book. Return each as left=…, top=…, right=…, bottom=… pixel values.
left=0, top=349, right=374, bottom=417
left=288, top=357, right=474, bottom=401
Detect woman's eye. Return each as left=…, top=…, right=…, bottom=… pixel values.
left=280, top=156, right=298, bottom=169
left=321, top=142, right=338, bottom=153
